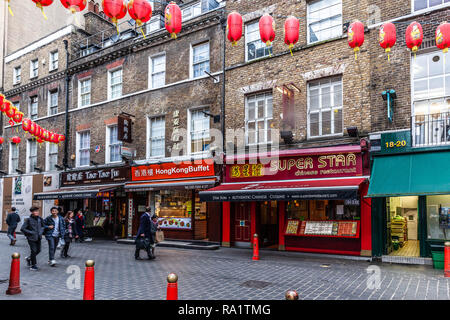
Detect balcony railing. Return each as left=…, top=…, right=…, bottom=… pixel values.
left=412, top=112, right=450, bottom=147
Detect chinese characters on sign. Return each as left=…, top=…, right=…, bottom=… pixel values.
left=132, top=160, right=215, bottom=181
left=61, top=167, right=130, bottom=186
left=118, top=114, right=132, bottom=143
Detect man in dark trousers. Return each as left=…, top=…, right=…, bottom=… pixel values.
left=20, top=207, right=47, bottom=271
left=43, top=207, right=66, bottom=267
left=135, top=207, right=153, bottom=260
left=6, top=207, right=21, bottom=246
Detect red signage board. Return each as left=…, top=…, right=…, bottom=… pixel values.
left=225, top=152, right=362, bottom=183
left=132, top=160, right=215, bottom=181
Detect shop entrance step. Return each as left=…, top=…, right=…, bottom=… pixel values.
left=382, top=255, right=433, bottom=265
left=116, top=238, right=220, bottom=250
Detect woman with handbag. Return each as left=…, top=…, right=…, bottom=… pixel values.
left=150, top=215, right=161, bottom=259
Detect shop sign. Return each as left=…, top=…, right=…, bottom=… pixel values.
left=226, top=153, right=362, bottom=183
left=132, top=160, right=215, bottom=181
left=61, top=166, right=130, bottom=186
left=118, top=114, right=132, bottom=143
left=381, top=131, right=411, bottom=154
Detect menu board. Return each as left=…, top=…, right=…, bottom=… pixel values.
left=158, top=217, right=192, bottom=230
left=285, top=220, right=359, bottom=238
left=285, top=220, right=300, bottom=234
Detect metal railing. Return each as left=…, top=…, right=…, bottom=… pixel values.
left=412, top=112, right=450, bottom=147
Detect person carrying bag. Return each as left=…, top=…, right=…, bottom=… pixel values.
left=135, top=207, right=153, bottom=260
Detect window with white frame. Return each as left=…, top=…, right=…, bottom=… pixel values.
left=30, top=59, right=39, bottom=78
left=9, top=143, right=19, bottom=174
left=77, top=131, right=90, bottom=167
left=148, top=116, right=165, bottom=157
left=192, top=42, right=210, bottom=78
left=150, top=54, right=166, bottom=88
left=13, top=66, right=21, bottom=85
left=182, top=2, right=201, bottom=21
left=108, top=68, right=122, bottom=100
left=189, top=108, right=211, bottom=154
left=107, top=125, right=122, bottom=163
left=27, top=140, right=37, bottom=173
left=412, top=51, right=450, bottom=145
left=307, top=0, right=342, bottom=44
left=30, top=96, right=38, bottom=120
left=413, top=0, right=449, bottom=11
left=79, top=78, right=91, bottom=107
left=49, top=51, right=58, bottom=71
left=47, top=142, right=58, bottom=171
left=145, top=15, right=163, bottom=34
left=245, top=21, right=272, bottom=62
left=48, top=90, right=58, bottom=115
left=308, top=77, right=343, bottom=138
left=245, top=92, right=273, bottom=145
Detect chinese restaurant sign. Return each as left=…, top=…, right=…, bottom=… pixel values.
left=61, top=167, right=130, bottom=186
left=118, top=114, right=132, bottom=143
left=132, top=160, right=215, bottom=181
left=226, top=152, right=362, bottom=183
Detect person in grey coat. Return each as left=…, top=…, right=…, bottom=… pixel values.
left=20, top=207, right=48, bottom=271
left=6, top=207, right=21, bottom=246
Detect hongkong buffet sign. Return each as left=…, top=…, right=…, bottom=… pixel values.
left=226, top=152, right=362, bottom=183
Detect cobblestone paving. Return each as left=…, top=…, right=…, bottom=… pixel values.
left=0, top=234, right=448, bottom=300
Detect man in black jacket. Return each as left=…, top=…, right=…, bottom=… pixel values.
left=20, top=207, right=48, bottom=271
left=6, top=207, right=21, bottom=246
left=135, top=207, right=153, bottom=260
left=43, top=207, right=66, bottom=267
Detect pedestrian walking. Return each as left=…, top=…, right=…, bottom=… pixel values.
left=150, top=214, right=160, bottom=259
left=61, top=211, right=76, bottom=258
left=135, top=207, right=153, bottom=260
left=20, top=207, right=46, bottom=271
left=57, top=207, right=65, bottom=249
left=74, top=209, right=86, bottom=243
left=43, top=207, right=66, bottom=267
left=6, top=207, right=21, bottom=246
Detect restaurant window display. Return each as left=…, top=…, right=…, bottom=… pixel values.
left=427, top=195, right=450, bottom=241
left=155, top=190, right=193, bottom=229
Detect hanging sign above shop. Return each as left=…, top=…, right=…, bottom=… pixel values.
left=118, top=114, right=132, bottom=143
left=132, top=160, right=215, bottom=181
left=226, top=152, right=362, bottom=183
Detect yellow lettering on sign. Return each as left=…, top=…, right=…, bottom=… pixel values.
left=252, top=164, right=263, bottom=177
left=242, top=164, right=250, bottom=177
left=231, top=166, right=241, bottom=178
left=318, top=156, right=327, bottom=168
left=287, top=159, right=296, bottom=171
left=335, top=154, right=346, bottom=167
left=346, top=153, right=356, bottom=166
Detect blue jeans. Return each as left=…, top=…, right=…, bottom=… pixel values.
left=47, top=236, right=59, bottom=261
left=7, top=226, right=16, bottom=241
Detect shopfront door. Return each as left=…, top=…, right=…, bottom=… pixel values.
left=233, top=202, right=251, bottom=244
left=132, top=192, right=148, bottom=236
left=259, top=201, right=278, bottom=248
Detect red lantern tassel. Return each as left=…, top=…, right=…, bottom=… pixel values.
left=8, top=3, right=13, bottom=16
left=137, top=20, right=146, bottom=40
left=289, top=44, right=294, bottom=56
left=36, top=3, right=48, bottom=20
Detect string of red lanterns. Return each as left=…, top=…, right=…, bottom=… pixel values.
left=0, top=94, right=66, bottom=146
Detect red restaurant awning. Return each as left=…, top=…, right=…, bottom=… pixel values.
left=199, top=177, right=367, bottom=202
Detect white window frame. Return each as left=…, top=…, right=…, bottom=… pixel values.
left=187, top=106, right=211, bottom=155
left=245, top=21, right=273, bottom=62
left=411, top=0, right=450, bottom=13
left=26, top=139, right=38, bottom=174
left=29, top=96, right=38, bottom=120
left=76, top=131, right=90, bottom=167
left=107, top=67, right=123, bottom=100
left=105, top=125, right=122, bottom=164
left=145, top=15, right=163, bottom=35
left=148, top=53, right=166, bottom=89
left=13, top=66, right=21, bottom=85
left=307, top=0, right=343, bottom=45
left=191, top=42, right=210, bottom=79
left=48, top=90, right=58, bottom=116
left=411, top=50, right=450, bottom=146
left=307, top=76, right=343, bottom=139
left=78, top=77, right=91, bottom=108
left=46, top=142, right=59, bottom=172
left=49, top=50, right=58, bottom=71
left=146, top=115, right=166, bottom=159
left=30, top=59, right=39, bottom=78
left=245, top=92, right=273, bottom=146
left=9, top=142, right=19, bottom=175
left=182, top=1, right=202, bottom=21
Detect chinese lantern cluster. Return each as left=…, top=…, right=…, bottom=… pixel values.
left=0, top=93, right=66, bottom=146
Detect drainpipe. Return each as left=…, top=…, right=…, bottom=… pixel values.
left=63, top=40, right=71, bottom=170
left=220, top=11, right=227, bottom=163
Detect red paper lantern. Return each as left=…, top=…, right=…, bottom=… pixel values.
left=259, top=14, right=275, bottom=47
left=379, top=22, right=396, bottom=60
left=0, top=94, right=4, bottom=106
left=436, top=22, right=450, bottom=54
left=102, top=0, right=127, bottom=32
left=32, top=0, right=53, bottom=19
left=59, top=135, right=66, bottom=142
left=50, top=132, right=59, bottom=143
left=165, top=1, right=182, bottom=39
left=406, top=21, right=423, bottom=55
left=22, top=118, right=32, bottom=132
left=227, top=12, right=243, bottom=46
left=11, top=136, right=21, bottom=144
left=284, top=16, right=299, bottom=56
left=36, top=138, right=44, bottom=144
left=60, top=0, right=87, bottom=13
left=348, top=21, right=365, bottom=60
left=42, top=129, right=50, bottom=142
left=13, top=111, right=24, bottom=124
left=1, top=99, right=11, bottom=114
left=0, top=137, right=4, bottom=145
left=128, top=0, right=152, bottom=26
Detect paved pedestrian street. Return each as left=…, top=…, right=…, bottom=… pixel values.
left=0, top=234, right=448, bottom=300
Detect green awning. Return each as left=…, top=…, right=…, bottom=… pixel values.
left=367, top=151, right=450, bottom=197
